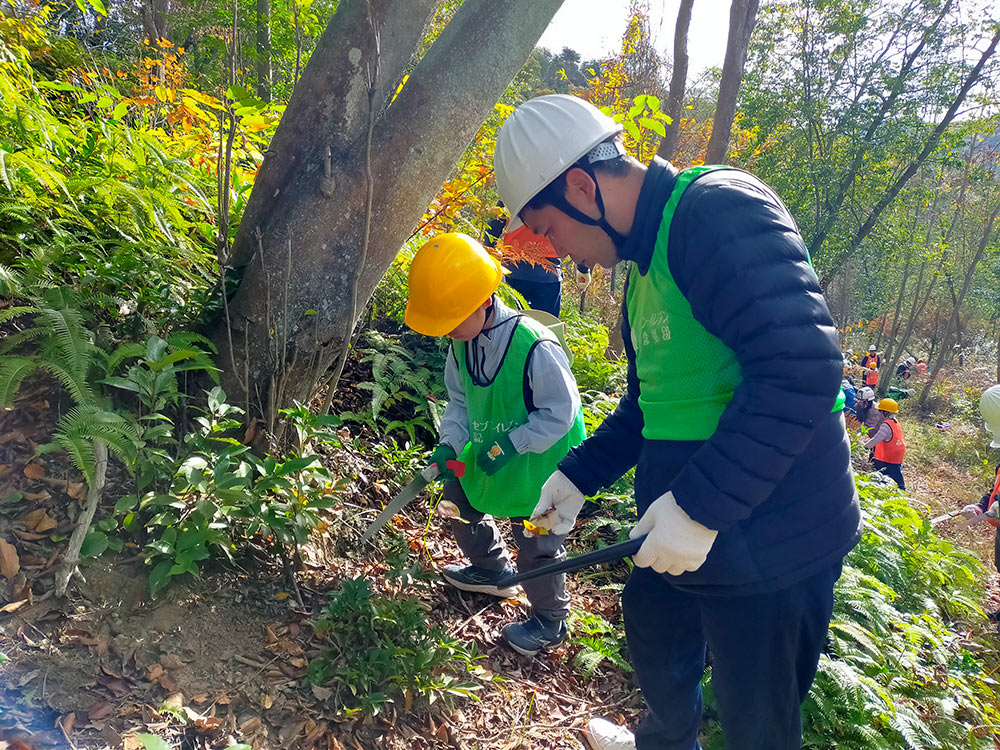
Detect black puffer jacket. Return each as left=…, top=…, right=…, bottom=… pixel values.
left=560, top=158, right=861, bottom=595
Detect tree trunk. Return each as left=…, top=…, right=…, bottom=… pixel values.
left=806, top=0, right=955, bottom=261
left=995, top=321, right=999, bottom=383
left=657, top=0, right=693, bottom=162
left=704, top=0, right=760, bottom=164
left=918, top=201, right=1000, bottom=407
left=213, top=0, right=565, bottom=422
left=256, top=0, right=273, bottom=102
left=55, top=440, right=108, bottom=597
left=823, top=26, right=1000, bottom=281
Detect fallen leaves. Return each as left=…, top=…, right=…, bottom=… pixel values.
left=0, top=538, right=19, bottom=579
left=22, top=462, right=45, bottom=479
left=21, top=508, right=57, bottom=533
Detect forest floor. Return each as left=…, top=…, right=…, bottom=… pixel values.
left=1, top=372, right=998, bottom=750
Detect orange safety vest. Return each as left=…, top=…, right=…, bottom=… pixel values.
left=873, top=418, right=905, bottom=464
left=987, top=464, right=1000, bottom=529
left=865, top=368, right=879, bottom=386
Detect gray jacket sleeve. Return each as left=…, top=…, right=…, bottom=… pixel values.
left=439, top=347, right=470, bottom=454
left=864, top=422, right=891, bottom=450
left=509, top=340, right=582, bottom=454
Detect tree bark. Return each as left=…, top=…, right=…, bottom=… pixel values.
left=657, top=0, right=693, bottom=162
left=918, top=200, right=1000, bottom=407
left=55, top=440, right=107, bottom=597
left=213, top=0, right=565, bottom=421
left=704, top=0, right=760, bottom=164
left=256, top=0, right=273, bottom=102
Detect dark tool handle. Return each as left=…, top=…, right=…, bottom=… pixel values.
left=495, top=536, right=645, bottom=588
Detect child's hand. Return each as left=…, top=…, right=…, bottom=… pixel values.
left=476, top=434, right=516, bottom=475
left=428, top=444, right=464, bottom=482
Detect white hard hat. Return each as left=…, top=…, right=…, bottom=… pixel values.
left=906, top=356, right=916, bottom=365
left=495, top=94, right=622, bottom=231
left=981, top=384, right=1000, bottom=448
left=868, top=345, right=877, bottom=351
left=859, top=387, right=875, bottom=401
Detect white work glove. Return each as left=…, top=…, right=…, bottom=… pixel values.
left=575, top=269, right=592, bottom=292
left=630, top=491, right=719, bottom=575
left=530, top=470, right=586, bottom=535
left=961, top=503, right=984, bottom=521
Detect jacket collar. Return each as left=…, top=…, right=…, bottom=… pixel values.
left=619, top=157, right=679, bottom=275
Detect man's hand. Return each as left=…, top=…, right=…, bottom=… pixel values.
left=476, top=434, right=516, bottom=476
left=530, top=470, right=586, bottom=535
left=630, top=491, right=718, bottom=575
left=428, top=444, right=463, bottom=482
left=961, top=503, right=984, bottom=521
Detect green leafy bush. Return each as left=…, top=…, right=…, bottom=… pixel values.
left=308, top=577, right=483, bottom=716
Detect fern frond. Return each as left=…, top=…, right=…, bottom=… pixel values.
left=0, top=355, right=39, bottom=405
left=57, top=406, right=140, bottom=465
left=166, top=331, right=218, bottom=353
left=106, top=342, right=147, bottom=373
left=36, top=305, right=95, bottom=378
left=0, top=305, right=40, bottom=325
left=40, top=360, right=96, bottom=407
left=54, top=431, right=97, bottom=484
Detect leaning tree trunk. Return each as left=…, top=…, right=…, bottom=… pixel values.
left=55, top=441, right=108, bottom=597
left=213, top=0, right=565, bottom=424
left=704, top=0, right=760, bottom=164
left=919, top=201, right=1000, bottom=407
left=657, top=0, right=693, bottom=162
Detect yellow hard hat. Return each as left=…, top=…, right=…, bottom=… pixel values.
left=405, top=233, right=505, bottom=337
left=868, top=361, right=878, bottom=369
left=877, top=398, right=899, bottom=413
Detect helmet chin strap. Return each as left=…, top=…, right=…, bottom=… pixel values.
left=546, top=162, right=628, bottom=252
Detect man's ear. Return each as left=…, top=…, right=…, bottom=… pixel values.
left=564, top=166, right=598, bottom=208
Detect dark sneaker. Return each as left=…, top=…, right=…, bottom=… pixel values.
left=441, top=564, right=517, bottom=597
left=502, top=614, right=568, bottom=656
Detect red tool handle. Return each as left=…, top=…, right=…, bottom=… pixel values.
left=445, top=459, right=466, bottom=478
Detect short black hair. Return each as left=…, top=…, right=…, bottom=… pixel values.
left=522, top=135, right=631, bottom=214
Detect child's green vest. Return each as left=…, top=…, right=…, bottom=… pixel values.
left=626, top=166, right=845, bottom=441
left=455, top=316, right=586, bottom=517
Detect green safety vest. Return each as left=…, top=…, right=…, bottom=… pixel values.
left=626, top=165, right=845, bottom=441
left=455, top=316, right=586, bottom=518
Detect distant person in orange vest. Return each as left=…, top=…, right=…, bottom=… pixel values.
left=861, top=345, right=881, bottom=370
left=865, top=399, right=905, bottom=489
left=915, top=358, right=928, bottom=376
left=864, top=360, right=880, bottom=388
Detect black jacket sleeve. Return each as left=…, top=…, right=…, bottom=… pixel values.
left=665, top=170, right=845, bottom=531
left=558, top=296, right=644, bottom=496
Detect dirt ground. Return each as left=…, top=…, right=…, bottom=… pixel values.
left=3, top=377, right=999, bottom=750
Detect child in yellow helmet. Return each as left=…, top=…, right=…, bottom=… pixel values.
left=406, top=232, right=586, bottom=656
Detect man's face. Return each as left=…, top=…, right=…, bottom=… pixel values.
left=521, top=205, right=620, bottom=270
left=448, top=299, right=490, bottom=342
left=520, top=169, right=621, bottom=270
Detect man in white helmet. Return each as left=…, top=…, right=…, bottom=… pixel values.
left=959, top=384, right=1000, bottom=625
left=493, top=94, right=861, bottom=750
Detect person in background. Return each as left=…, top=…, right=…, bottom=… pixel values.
left=865, top=398, right=906, bottom=489
left=916, top=358, right=928, bottom=376
left=861, top=345, right=881, bottom=370
left=959, top=385, right=1000, bottom=626
left=864, top=360, right=880, bottom=388
left=484, top=214, right=590, bottom=318
left=895, top=356, right=916, bottom=381
left=853, top=387, right=880, bottom=430
left=842, top=379, right=858, bottom=414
